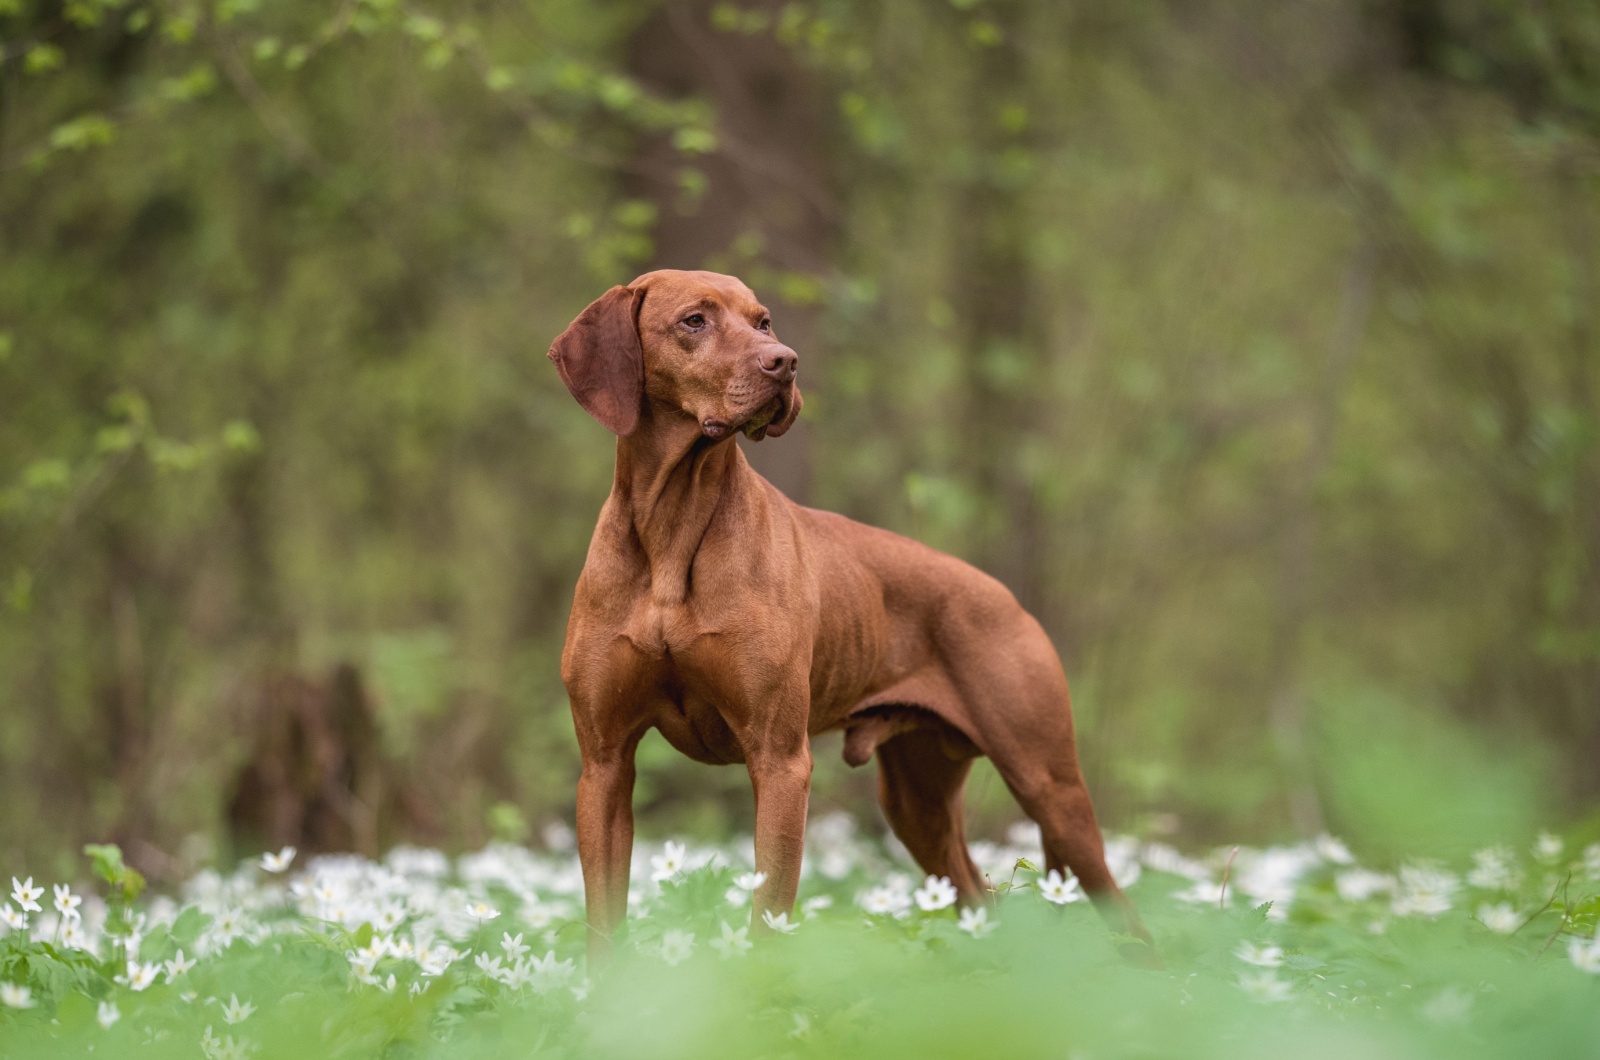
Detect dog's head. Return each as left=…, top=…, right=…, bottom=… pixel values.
left=547, top=269, right=802, bottom=442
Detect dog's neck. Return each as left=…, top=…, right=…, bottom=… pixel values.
left=612, top=405, right=747, bottom=605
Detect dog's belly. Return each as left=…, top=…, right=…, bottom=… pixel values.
left=653, top=690, right=745, bottom=765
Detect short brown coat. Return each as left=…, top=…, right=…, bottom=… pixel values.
left=550, top=269, right=1148, bottom=955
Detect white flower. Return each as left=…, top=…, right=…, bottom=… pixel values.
left=165, top=949, right=197, bottom=983
left=1477, top=902, right=1521, bottom=934
left=858, top=885, right=912, bottom=918
left=201, top=1025, right=251, bottom=1060
left=1106, top=836, right=1144, bottom=889
left=801, top=895, right=833, bottom=919
left=1036, top=869, right=1082, bottom=905
left=913, top=875, right=958, bottom=912
left=10, top=877, right=43, bottom=913
left=1234, top=941, right=1284, bottom=967
left=1569, top=935, right=1600, bottom=975
left=710, top=921, right=752, bottom=959
left=260, top=847, right=297, bottom=873
left=958, top=906, right=996, bottom=938
left=376, top=973, right=397, bottom=994
left=733, top=871, right=767, bottom=892
left=724, top=886, right=749, bottom=908
left=527, top=950, right=576, bottom=995
left=347, top=952, right=379, bottom=978
left=417, top=944, right=464, bottom=977
left=1467, top=847, right=1520, bottom=891
left=1234, top=847, right=1317, bottom=918
left=208, top=907, right=249, bottom=946
left=96, top=1000, right=121, bottom=1029
left=659, top=929, right=696, bottom=966
left=52, top=883, right=82, bottom=921
left=762, top=910, right=800, bottom=934
left=1237, top=971, right=1292, bottom=1003
left=501, top=932, right=529, bottom=960
left=0, top=982, right=34, bottom=1009
left=1335, top=868, right=1395, bottom=902
left=123, top=960, right=160, bottom=991
left=494, top=959, right=529, bottom=990
left=650, top=841, right=688, bottom=883
left=817, top=849, right=855, bottom=880
left=1, top=904, right=28, bottom=932
left=464, top=900, right=500, bottom=921
left=473, top=952, right=504, bottom=978
left=61, top=920, right=91, bottom=951
left=1174, top=880, right=1229, bottom=906
left=1391, top=865, right=1457, bottom=918
left=1314, top=835, right=1355, bottom=865
left=220, top=994, right=255, bottom=1024
left=1534, top=831, right=1564, bottom=863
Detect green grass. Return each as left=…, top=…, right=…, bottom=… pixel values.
left=1, top=823, right=1597, bottom=1058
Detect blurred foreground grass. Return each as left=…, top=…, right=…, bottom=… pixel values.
left=2, top=818, right=1598, bottom=1059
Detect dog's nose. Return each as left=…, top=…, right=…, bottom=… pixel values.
left=759, top=345, right=798, bottom=383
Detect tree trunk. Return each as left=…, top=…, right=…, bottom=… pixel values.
left=624, top=3, right=837, bottom=504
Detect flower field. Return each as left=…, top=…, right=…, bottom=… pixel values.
left=2, top=816, right=1598, bottom=1059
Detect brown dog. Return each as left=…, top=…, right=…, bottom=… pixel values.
left=550, top=270, right=1149, bottom=955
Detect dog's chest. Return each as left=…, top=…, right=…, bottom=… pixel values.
left=620, top=595, right=703, bottom=661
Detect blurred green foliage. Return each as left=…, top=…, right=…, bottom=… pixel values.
left=2, top=833, right=1599, bottom=1057
left=2, top=0, right=1600, bottom=873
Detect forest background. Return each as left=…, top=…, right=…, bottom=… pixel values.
left=3, top=0, right=1599, bottom=881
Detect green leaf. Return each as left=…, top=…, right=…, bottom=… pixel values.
left=84, top=843, right=146, bottom=902
left=170, top=907, right=209, bottom=946
left=22, top=459, right=71, bottom=491
left=85, top=843, right=127, bottom=883
left=96, top=425, right=137, bottom=452
left=48, top=114, right=116, bottom=152
left=8, top=568, right=32, bottom=613
left=221, top=420, right=261, bottom=453
left=671, top=127, right=717, bottom=154
left=23, top=43, right=63, bottom=75
left=159, top=64, right=217, bottom=102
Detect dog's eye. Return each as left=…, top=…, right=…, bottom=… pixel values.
left=682, top=314, right=707, bottom=330
left=757, top=318, right=771, bottom=332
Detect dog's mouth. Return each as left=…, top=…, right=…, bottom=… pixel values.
left=701, top=384, right=798, bottom=443
left=740, top=393, right=787, bottom=442
left=703, top=392, right=788, bottom=442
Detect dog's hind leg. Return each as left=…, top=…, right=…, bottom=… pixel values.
left=875, top=726, right=987, bottom=902
left=990, top=747, right=1155, bottom=952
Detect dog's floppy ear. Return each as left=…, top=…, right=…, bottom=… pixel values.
left=548, top=285, right=647, bottom=436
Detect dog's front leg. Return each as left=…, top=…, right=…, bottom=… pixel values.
left=746, top=738, right=813, bottom=929
left=575, top=745, right=637, bottom=962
